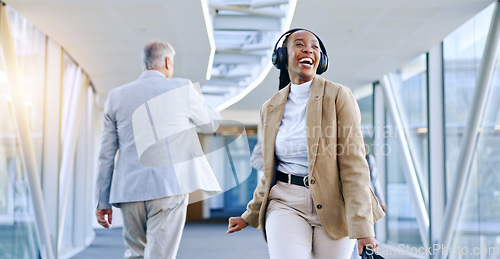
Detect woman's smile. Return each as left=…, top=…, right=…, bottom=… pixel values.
left=298, top=57, right=314, bottom=68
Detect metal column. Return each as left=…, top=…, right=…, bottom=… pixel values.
left=427, top=44, right=446, bottom=257
left=373, top=83, right=387, bottom=242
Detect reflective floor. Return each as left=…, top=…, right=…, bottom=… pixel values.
left=73, top=221, right=269, bottom=259
left=73, top=221, right=413, bottom=259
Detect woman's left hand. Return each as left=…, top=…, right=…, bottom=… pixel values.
left=357, top=237, right=379, bottom=255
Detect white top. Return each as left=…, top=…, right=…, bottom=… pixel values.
left=275, top=80, right=312, bottom=176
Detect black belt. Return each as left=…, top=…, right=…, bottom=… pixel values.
left=277, top=171, right=309, bottom=187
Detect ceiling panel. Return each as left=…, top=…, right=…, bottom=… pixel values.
left=3, top=0, right=495, bottom=112
left=227, top=0, right=494, bottom=110
left=4, top=0, right=211, bottom=103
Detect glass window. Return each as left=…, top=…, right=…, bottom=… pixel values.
left=443, top=4, right=500, bottom=257
left=59, top=53, right=81, bottom=252
left=0, top=54, right=40, bottom=259
left=385, top=115, right=423, bottom=247
left=443, top=3, right=493, bottom=198
left=8, top=6, right=47, bottom=174
left=0, top=6, right=46, bottom=258
left=385, top=54, right=428, bottom=248
left=1, top=4, right=96, bottom=258
left=207, top=128, right=257, bottom=218
left=356, top=85, right=374, bottom=154
left=389, top=54, right=429, bottom=204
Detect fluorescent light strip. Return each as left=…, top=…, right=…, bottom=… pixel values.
left=201, top=0, right=216, bottom=81
left=282, top=0, right=298, bottom=32
left=216, top=0, right=298, bottom=112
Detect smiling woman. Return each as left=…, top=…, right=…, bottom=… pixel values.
left=227, top=28, right=385, bottom=259
left=280, top=30, right=328, bottom=84
left=272, top=28, right=329, bottom=90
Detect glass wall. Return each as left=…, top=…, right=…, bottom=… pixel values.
left=59, top=53, right=82, bottom=254
left=207, top=127, right=258, bottom=218
left=390, top=54, right=429, bottom=204
left=0, top=5, right=97, bottom=258
left=367, top=2, right=498, bottom=257
left=0, top=5, right=47, bottom=258
left=443, top=4, right=500, bottom=258
left=385, top=117, right=423, bottom=247
left=443, top=4, right=493, bottom=198
left=357, top=85, right=375, bottom=154
left=0, top=50, right=39, bottom=259
left=9, top=6, right=47, bottom=174
left=384, top=54, right=428, bottom=248
left=357, top=85, right=390, bottom=244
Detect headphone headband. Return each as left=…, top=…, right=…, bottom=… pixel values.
left=273, top=28, right=328, bottom=58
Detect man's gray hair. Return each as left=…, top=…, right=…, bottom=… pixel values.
left=143, top=40, right=176, bottom=70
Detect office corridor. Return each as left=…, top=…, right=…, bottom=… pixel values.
left=2, top=1, right=499, bottom=259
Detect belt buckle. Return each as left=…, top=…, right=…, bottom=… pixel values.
left=303, top=175, right=309, bottom=188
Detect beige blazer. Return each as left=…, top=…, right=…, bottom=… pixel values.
left=241, top=75, right=385, bottom=240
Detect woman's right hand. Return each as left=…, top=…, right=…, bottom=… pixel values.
left=227, top=217, right=248, bottom=234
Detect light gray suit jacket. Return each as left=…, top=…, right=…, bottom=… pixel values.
left=96, top=70, right=220, bottom=209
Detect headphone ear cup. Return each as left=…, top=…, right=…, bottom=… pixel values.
left=316, top=52, right=329, bottom=75
left=272, top=49, right=279, bottom=69
left=274, top=47, right=287, bottom=70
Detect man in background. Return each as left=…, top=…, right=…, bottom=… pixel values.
left=95, top=40, right=219, bottom=259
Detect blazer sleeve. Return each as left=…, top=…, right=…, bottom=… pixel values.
left=335, top=86, right=375, bottom=239
left=187, top=80, right=220, bottom=133
left=95, top=93, right=118, bottom=209
left=241, top=174, right=266, bottom=228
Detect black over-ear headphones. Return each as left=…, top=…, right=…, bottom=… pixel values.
left=272, top=28, right=329, bottom=75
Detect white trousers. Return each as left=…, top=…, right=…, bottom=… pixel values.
left=266, top=181, right=356, bottom=259
left=119, top=194, right=188, bottom=259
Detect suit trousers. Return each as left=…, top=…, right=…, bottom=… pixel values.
left=266, top=181, right=356, bottom=259
left=119, top=194, right=188, bottom=259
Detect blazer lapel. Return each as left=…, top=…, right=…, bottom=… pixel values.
left=306, top=76, right=325, bottom=174
left=262, top=84, right=290, bottom=174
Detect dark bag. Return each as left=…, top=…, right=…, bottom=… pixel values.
left=361, top=246, right=385, bottom=259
